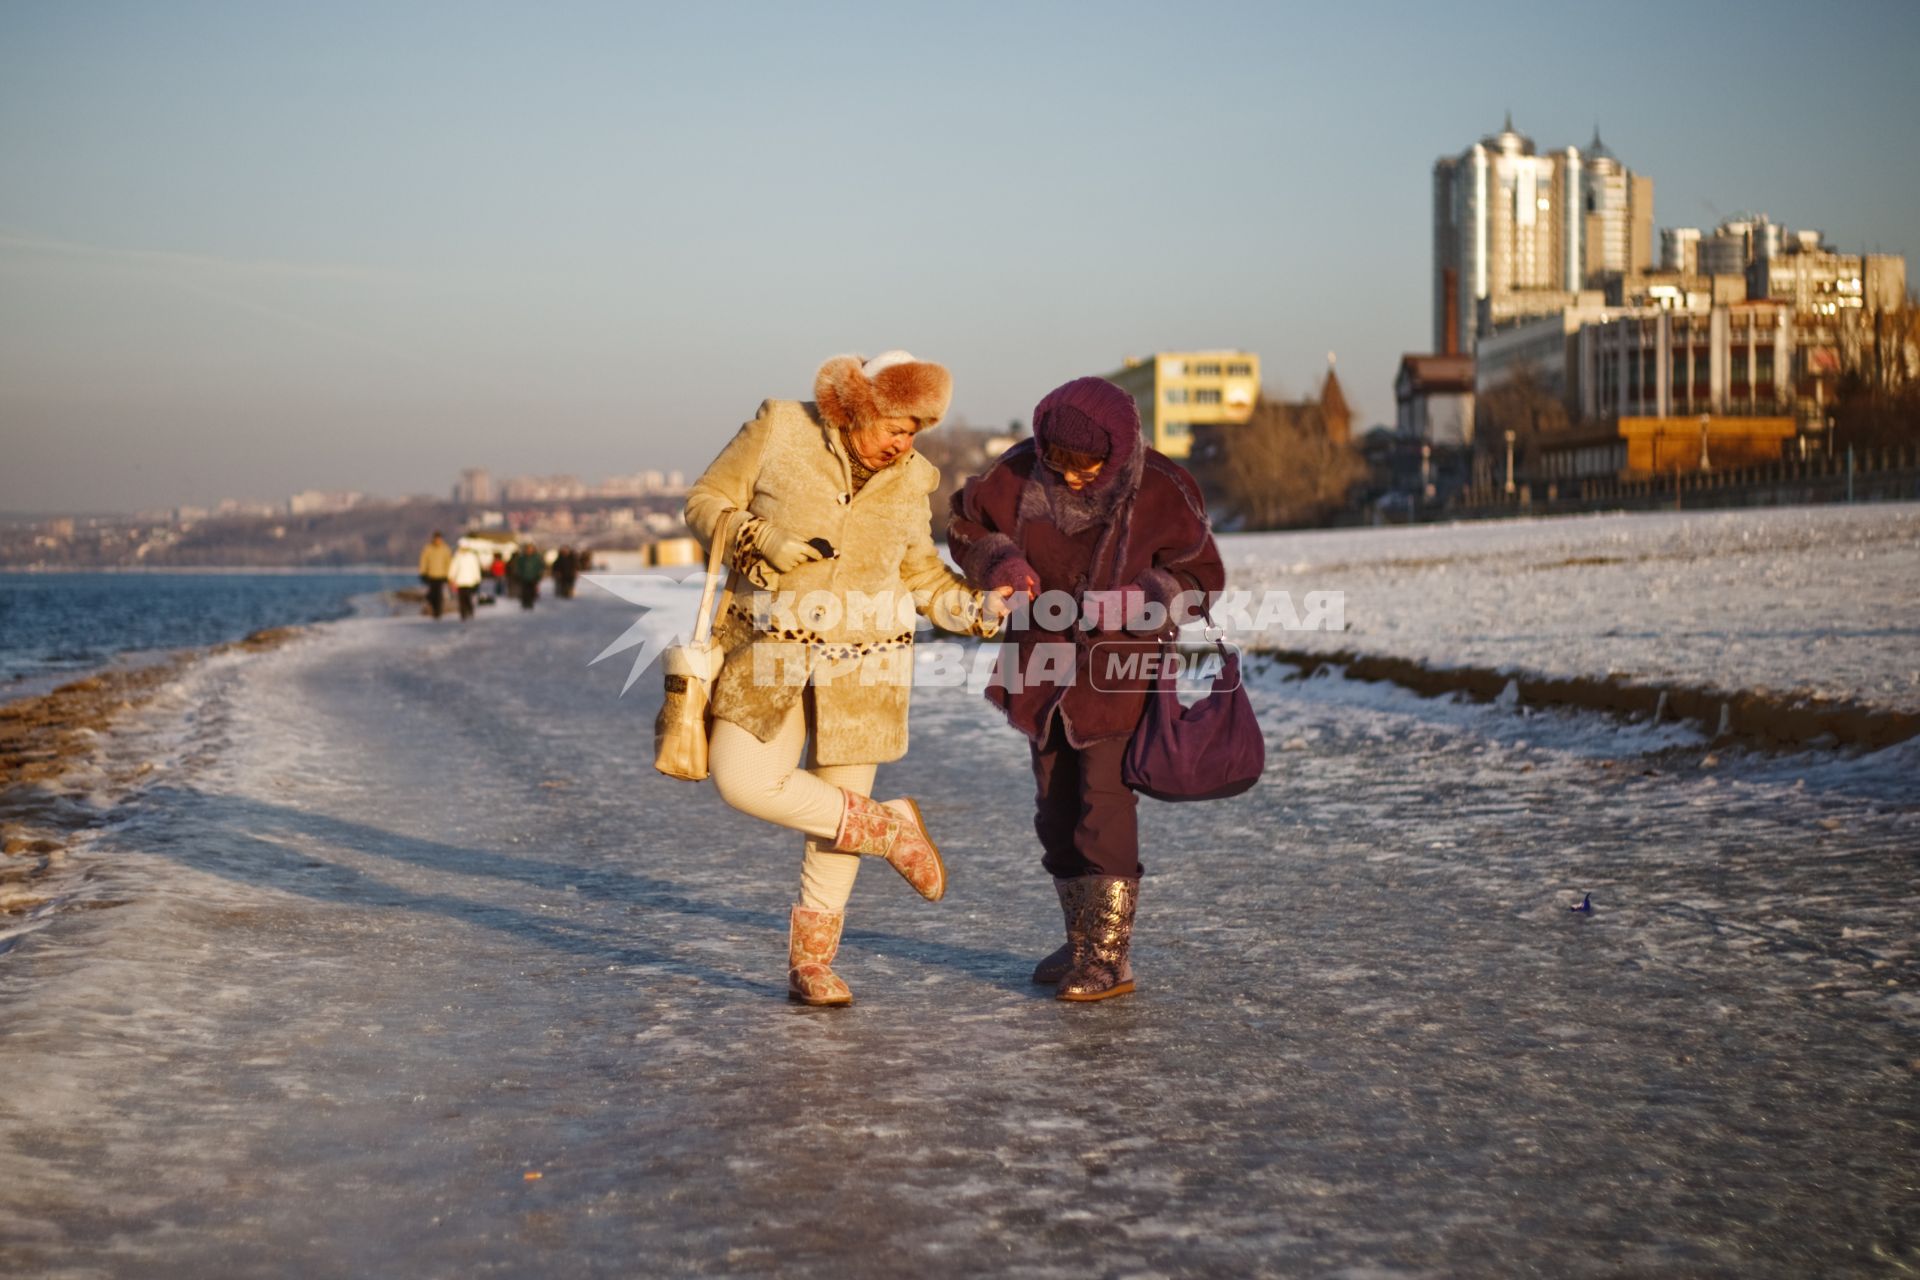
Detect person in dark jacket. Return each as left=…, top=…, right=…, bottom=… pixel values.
left=949, top=376, right=1224, bottom=1001
left=510, top=542, right=544, bottom=610
left=551, top=546, right=580, bottom=599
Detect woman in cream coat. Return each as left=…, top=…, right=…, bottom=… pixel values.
left=684, top=352, right=1013, bottom=1006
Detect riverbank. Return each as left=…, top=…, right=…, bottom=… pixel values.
left=0, top=627, right=296, bottom=786
left=0, top=628, right=301, bottom=933
left=1254, top=646, right=1920, bottom=751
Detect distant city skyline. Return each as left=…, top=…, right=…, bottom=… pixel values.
left=1432, top=118, right=1656, bottom=355
left=3, top=0, right=1917, bottom=513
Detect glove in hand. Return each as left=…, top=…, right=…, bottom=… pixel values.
left=758, top=524, right=827, bottom=574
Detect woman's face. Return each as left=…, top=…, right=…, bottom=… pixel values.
left=1045, top=453, right=1105, bottom=491
left=846, top=415, right=919, bottom=469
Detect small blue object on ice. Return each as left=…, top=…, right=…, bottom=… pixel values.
left=1570, top=893, right=1592, bottom=914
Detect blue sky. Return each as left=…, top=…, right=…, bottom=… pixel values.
left=3, top=0, right=1916, bottom=513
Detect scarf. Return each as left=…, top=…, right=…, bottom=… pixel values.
left=1013, top=441, right=1147, bottom=597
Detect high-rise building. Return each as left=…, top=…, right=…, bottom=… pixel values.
left=1691, top=215, right=1787, bottom=278
left=1754, top=248, right=1906, bottom=316
left=1579, top=131, right=1654, bottom=282
left=1661, top=227, right=1701, bottom=274
left=1433, top=117, right=1579, bottom=355
left=1433, top=118, right=1653, bottom=355
left=453, top=467, right=494, bottom=504
left=1659, top=216, right=1906, bottom=315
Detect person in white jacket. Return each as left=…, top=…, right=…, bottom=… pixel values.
left=447, top=543, right=486, bottom=622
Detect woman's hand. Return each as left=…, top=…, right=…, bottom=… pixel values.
left=986, top=554, right=1039, bottom=599
left=756, top=524, right=828, bottom=574
left=984, top=583, right=1021, bottom=623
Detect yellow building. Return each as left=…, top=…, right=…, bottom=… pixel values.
left=1535, top=415, right=1797, bottom=483
left=1105, top=350, right=1260, bottom=458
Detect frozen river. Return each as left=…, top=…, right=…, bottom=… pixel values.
left=1, top=577, right=1915, bottom=1277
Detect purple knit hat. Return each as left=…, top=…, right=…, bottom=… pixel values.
left=1032, top=377, right=1139, bottom=471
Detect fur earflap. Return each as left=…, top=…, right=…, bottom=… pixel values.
left=814, top=352, right=953, bottom=431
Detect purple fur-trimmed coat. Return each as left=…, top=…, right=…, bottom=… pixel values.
left=948, top=420, right=1224, bottom=748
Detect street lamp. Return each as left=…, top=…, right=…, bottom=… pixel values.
left=1503, top=429, right=1516, bottom=496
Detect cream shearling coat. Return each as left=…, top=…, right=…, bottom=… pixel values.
left=684, top=399, right=993, bottom=766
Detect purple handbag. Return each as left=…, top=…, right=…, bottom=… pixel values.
left=1121, top=640, right=1266, bottom=803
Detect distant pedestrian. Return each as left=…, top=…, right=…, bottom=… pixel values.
left=510, top=542, right=544, bottom=610
left=552, top=545, right=580, bottom=599
left=448, top=540, right=485, bottom=621
left=488, top=551, right=509, bottom=599
left=949, top=376, right=1224, bottom=1002
left=417, top=531, right=454, bottom=620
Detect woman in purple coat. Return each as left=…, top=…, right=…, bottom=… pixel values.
left=949, top=377, right=1224, bottom=1001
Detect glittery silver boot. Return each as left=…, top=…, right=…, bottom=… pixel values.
left=1056, top=875, right=1138, bottom=1002
left=1030, top=878, right=1079, bottom=985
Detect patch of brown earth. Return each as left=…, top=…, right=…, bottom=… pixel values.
left=1254, top=646, right=1919, bottom=753
left=0, top=626, right=302, bottom=915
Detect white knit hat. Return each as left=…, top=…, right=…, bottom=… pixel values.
left=861, top=350, right=919, bottom=380
left=813, top=351, right=953, bottom=431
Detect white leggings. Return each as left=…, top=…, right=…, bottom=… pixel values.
left=709, top=697, right=875, bottom=912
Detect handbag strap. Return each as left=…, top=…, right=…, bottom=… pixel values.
left=1199, top=601, right=1230, bottom=656
left=1149, top=595, right=1229, bottom=681
left=690, top=509, right=739, bottom=646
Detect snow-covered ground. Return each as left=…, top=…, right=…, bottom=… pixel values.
left=1221, top=502, right=1920, bottom=713
left=0, top=564, right=1913, bottom=1276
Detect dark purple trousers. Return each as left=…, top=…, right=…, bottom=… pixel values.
left=1029, top=714, right=1142, bottom=881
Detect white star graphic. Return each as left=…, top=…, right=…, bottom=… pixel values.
left=581, top=572, right=715, bottom=695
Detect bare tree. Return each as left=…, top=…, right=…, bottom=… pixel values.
left=1473, top=364, right=1570, bottom=474
left=1209, top=395, right=1366, bottom=529
left=1832, top=302, right=1920, bottom=449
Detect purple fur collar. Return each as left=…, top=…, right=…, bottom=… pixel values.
left=1018, top=441, right=1144, bottom=537
left=1012, top=441, right=1147, bottom=594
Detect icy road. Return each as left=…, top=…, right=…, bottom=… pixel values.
left=1, top=571, right=1914, bottom=1277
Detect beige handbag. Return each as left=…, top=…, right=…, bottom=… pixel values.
left=653, top=511, right=739, bottom=781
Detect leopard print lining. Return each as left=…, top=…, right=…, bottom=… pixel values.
left=765, top=625, right=915, bottom=662
left=727, top=515, right=776, bottom=587
left=721, top=600, right=914, bottom=660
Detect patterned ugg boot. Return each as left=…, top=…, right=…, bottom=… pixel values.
left=787, top=905, right=853, bottom=1007
left=1056, top=875, right=1139, bottom=1002
left=831, top=790, right=947, bottom=901
left=1031, top=878, right=1080, bottom=984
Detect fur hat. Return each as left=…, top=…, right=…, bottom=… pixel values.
left=814, top=351, right=953, bottom=431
